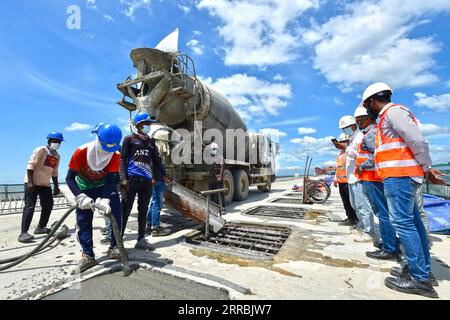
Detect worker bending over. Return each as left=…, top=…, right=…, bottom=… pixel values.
left=66, top=124, right=123, bottom=273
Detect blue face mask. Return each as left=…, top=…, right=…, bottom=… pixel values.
left=343, top=127, right=354, bottom=136
left=141, top=125, right=151, bottom=134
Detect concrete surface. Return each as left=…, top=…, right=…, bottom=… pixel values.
left=1, top=178, right=449, bottom=300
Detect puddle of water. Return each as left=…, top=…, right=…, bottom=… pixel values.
left=190, top=226, right=372, bottom=277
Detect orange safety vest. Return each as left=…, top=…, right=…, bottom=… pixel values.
left=355, top=125, right=381, bottom=182
left=374, top=104, right=424, bottom=179
left=336, top=152, right=348, bottom=184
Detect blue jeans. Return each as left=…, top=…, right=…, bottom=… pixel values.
left=147, top=180, right=165, bottom=228
left=349, top=182, right=375, bottom=236
left=384, top=178, right=431, bottom=282
left=362, top=181, right=399, bottom=253
left=105, top=218, right=112, bottom=240
left=76, top=186, right=121, bottom=257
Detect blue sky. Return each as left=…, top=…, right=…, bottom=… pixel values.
left=1, top=0, right=450, bottom=183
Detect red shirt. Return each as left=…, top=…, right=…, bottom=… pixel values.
left=69, top=146, right=120, bottom=182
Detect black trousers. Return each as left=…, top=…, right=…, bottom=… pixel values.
left=209, top=180, right=224, bottom=206
left=121, top=176, right=153, bottom=241
left=21, top=184, right=54, bottom=233
left=338, top=183, right=358, bottom=222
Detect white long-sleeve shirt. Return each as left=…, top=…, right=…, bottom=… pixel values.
left=345, top=130, right=364, bottom=185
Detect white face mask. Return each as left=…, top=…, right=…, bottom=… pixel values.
left=343, top=127, right=355, bottom=136
left=50, top=143, right=61, bottom=151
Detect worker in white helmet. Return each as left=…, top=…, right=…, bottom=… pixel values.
left=353, top=106, right=386, bottom=247
left=332, top=133, right=358, bottom=226
left=362, top=82, right=445, bottom=298
left=335, top=114, right=375, bottom=241
left=146, top=123, right=172, bottom=237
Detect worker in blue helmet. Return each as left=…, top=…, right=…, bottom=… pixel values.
left=65, top=124, right=123, bottom=272
left=120, top=111, right=165, bottom=250
left=19, top=132, right=65, bottom=243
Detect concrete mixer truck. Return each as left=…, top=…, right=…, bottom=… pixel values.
left=116, top=47, right=279, bottom=207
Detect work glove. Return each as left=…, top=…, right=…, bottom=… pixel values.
left=94, top=198, right=111, bottom=216
left=75, top=193, right=94, bottom=210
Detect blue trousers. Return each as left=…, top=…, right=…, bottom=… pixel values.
left=362, top=181, right=399, bottom=254
left=384, top=178, right=431, bottom=282
left=147, top=180, right=165, bottom=228
left=76, top=186, right=121, bottom=257
left=349, top=182, right=375, bottom=235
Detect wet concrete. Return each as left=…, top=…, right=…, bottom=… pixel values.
left=43, top=268, right=229, bottom=300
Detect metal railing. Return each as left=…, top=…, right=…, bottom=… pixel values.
left=0, top=184, right=71, bottom=215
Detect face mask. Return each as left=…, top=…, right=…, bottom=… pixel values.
left=49, top=143, right=61, bottom=151
left=343, top=127, right=354, bottom=136
left=141, top=125, right=151, bottom=134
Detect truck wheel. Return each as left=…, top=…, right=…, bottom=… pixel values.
left=233, top=169, right=249, bottom=201
left=223, top=170, right=234, bottom=206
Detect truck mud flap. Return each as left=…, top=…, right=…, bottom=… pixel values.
left=165, top=182, right=226, bottom=233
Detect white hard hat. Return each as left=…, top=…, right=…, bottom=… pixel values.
left=362, top=82, right=393, bottom=102
left=339, top=115, right=356, bottom=129
left=153, top=129, right=170, bottom=142
left=338, top=133, right=348, bottom=142
left=354, top=106, right=368, bottom=118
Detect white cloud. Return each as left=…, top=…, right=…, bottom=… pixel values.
left=333, top=97, right=344, bottom=106
left=264, top=116, right=320, bottom=127
left=178, top=4, right=191, bottom=14
left=65, top=123, right=92, bottom=132
left=187, top=39, right=204, bottom=55
left=283, top=166, right=303, bottom=171
left=273, top=74, right=285, bottom=81
left=321, top=160, right=336, bottom=167
left=304, top=0, right=450, bottom=91
left=103, top=14, right=115, bottom=22
left=298, top=127, right=317, bottom=135
left=86, top=0, right=97, bottom=10
left=414, top=92, right=450, bottom=112
left=289, top=136, right=336, bottom=157
left=259, top=128, right=288, bottom=139
left=418, top=122, right=450, bottom=136
left=197, top=0, right=319, bottom=66
left=120, top=0, right=152, bottom=20
left=202, top=73, right=292, bottom=122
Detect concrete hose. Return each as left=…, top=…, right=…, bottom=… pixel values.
left=0, top=206, right=77, bottom=272
left=0, top=226, right=69, bottom=265
left=0, top=204, right=133, bottom=277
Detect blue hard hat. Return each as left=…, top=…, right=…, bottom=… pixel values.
left=96, top=124, right=122, bottom=153
left=47, top=132, right=65, bottom=142
left=92, top=123, right=105, bottom=134
left=133, top=112, right=153, bottom=126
